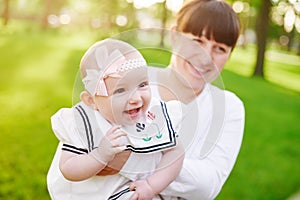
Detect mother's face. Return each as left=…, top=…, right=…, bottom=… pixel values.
left=172, top=32, right=232, bottom=92
left=188, top=33, right=232, bottom=72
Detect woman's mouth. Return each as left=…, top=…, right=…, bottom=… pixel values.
left=187, top=61, right=215, bottom=79
left=189, top=63, right=207, bottom=77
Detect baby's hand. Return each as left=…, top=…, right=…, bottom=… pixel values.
left=91, top=125, right=127, bottom=164
left=129, top=180, right=155, bottom=200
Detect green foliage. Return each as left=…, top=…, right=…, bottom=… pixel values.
left=0, top=29, right=299, bottom=199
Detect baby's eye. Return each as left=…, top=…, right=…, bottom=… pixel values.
left=113, top=88, right=125, bottom=94
left=139, top=81, right=149, bottom=88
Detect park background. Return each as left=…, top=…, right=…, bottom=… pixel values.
left=0, top=0, right=300, bottom=199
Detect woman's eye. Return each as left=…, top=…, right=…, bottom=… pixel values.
left=113, top=88, right=125, bottom=94
left=139, top=81, right=148, bottom=88
left=216, top=46, right=226, bottom=52
left=193, top=38, right=203, bottom=44
left=215, top=45, right=228, bottom=53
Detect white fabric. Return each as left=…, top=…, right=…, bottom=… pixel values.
left=47, top=97, right=183, bottom=200
left=122, top=99, right=182, bottom=152
left=146, top=67, right=245, bottom=200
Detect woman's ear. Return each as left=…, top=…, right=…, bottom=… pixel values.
left=170, top=26, right=184, bottom=53
left=80, top=91, right=95, bottom=107
left=170, top=26, right=177, bottom=42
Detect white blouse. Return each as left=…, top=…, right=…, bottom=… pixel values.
left=144, top=67, right=245, bottom=199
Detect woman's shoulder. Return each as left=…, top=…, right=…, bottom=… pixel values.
left=205, top=84, right=245, bottom=124
left=206, top=84, right=244, bottom=107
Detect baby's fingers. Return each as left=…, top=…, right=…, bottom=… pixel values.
left=114, top=145, right=127, bottom=153
left=106, top=126, right=127, bottom=139
left=129, top=183, right=136, bottom=191
left=112, top=131, right=127, bottom=140
left=107, top=125, right=122, bottom=135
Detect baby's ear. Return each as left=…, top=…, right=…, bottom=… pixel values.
left=80, top=91, right=95, bottom=107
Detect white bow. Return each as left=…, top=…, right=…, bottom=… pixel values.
left=82, top=46, right=125, bottom=96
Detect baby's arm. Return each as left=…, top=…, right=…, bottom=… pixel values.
left=130, top=144, right=184, bottom=199
left=59, top=125, right=127, bottom=181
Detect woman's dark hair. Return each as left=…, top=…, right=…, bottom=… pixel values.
left=176, top=0, right=240, bottom=49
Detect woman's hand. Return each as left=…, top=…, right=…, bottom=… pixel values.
left=96, top=150, right=131, bottom=176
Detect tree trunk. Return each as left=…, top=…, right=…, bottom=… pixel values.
left=3, top=0, right=9, bottom=26
left=253, top=0, right=272, bottom=77
left=41, top=0, right=52, bottom=30
left=160, top=1, right=168, bottom=47
left=287, top=30, right=294, bottom=52
left=298, top=34, right=300, bottom=55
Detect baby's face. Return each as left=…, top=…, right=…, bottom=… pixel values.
left=94, top=67, right=151, bottom=125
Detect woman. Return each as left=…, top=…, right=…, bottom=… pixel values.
left=103, top=0, right=245, bottom=199
left=148, top=0, right=244, bottom=199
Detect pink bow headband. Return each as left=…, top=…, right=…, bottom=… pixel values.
left=82, top=46, right=146, bottom=96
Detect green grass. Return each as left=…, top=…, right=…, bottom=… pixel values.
left=0, top=28, right=94, bottom=199
left=216, top=72, right=300, bottom=200
left=0, top=26, right=299, bottom=199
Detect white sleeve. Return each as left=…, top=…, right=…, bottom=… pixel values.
left=162, top=93, right=245, bottom=200
left=51, top=108, right=73, bottom=143
left=51, top=108, right=84, bottom=147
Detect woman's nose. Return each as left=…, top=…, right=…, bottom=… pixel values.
left=201, top=44, right=213, bottom=58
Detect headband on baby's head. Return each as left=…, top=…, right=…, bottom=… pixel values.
left=82, top=45, right=146, bottom=96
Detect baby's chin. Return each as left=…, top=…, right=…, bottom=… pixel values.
left=116, top=117, right=139, bottom=127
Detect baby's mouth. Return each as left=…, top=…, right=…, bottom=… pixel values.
left=126, top=108, right=140, bottom=114
left=125, top=107, right=142, bottom=119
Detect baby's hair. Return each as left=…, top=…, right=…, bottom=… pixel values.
left=80, top=39, right=144, bottom=78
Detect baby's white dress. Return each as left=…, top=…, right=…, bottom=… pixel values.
left=47, top=98, right=183, bottom=200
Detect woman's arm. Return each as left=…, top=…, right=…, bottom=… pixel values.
left=59, top=125, right=127, bottom=181
left=96, top=151, right=131, bottom=176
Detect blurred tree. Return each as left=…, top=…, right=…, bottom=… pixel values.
left=41, top=0, right=51, bottom=29
left=252, top=0, right=300, bottom=76
left=88, top=0, right=138, bottom=32
left=2, top=0, right=9, bottom=26
left=40, top=0, right=69, bottom=29
left=231, top=0, right=253, bottom=47
left=145, top=0, right=173, bottom=47
left=270, top=0, right=300, bottom=54
left=159, top=1, right=168, bottom=47
left=253, top=0, right=272, bottom=77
